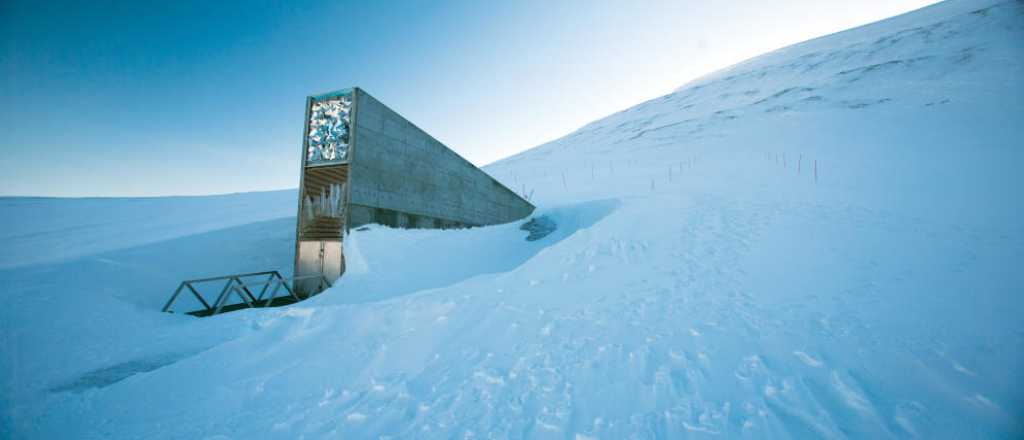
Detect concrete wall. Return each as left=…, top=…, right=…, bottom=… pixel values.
left=347, top=88, right=534, bottom=228
left=348, top=203, right=471, bottom=230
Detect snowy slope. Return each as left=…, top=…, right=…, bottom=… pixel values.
left=0, top=190, right=296, bottom=269
left=2, top=0, right=1023, bottom=438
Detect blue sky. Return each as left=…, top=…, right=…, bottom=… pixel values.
left=0, top=0, right=938, bottom=197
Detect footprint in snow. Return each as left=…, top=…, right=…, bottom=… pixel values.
left=830, top=371, right=874, bottom=413
left=970, top=394, right=1001, bottom=411
left=951, top=361, right=975, bottom=376
left=792, top=351, right=824, bottom=368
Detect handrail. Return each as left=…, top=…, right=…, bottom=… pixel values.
left=162, top=271, right=332, bottom=317
left=176, top=270, right=285, bottom=284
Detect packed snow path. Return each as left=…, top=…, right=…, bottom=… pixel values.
left=2, top=0, right=1023, bottom=438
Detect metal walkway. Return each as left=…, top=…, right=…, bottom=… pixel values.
left=162, top=271, right=331, bottom=317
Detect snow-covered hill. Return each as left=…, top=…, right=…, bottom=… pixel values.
left=2, top=0, right=1022, bottom=438
left=0, top=190, right=296, bottom=269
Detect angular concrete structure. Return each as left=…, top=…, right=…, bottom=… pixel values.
left=293, top=87, right=534, bottom=295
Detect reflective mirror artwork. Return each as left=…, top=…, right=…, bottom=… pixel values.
left=306, top=94, right=352, bottom=164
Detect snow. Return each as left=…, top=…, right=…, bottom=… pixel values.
left=2, top=0, right=1023, bottom=438
left=0, top=190, right=296, bottom=269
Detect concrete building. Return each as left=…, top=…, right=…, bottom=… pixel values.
left=293, top=87, right=535, bottom=295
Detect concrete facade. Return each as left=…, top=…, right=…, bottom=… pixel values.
left=294, top=87, right=534, bottom=295
left=347, top=90, right=535, bottom=228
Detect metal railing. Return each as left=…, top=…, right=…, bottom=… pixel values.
left=162, top=271, right=331, bottom=317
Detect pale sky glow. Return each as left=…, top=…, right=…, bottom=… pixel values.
left=0, top=0, right=940, bottom=197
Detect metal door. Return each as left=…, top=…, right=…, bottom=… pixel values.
left=295, top=240, right=344, bottom=296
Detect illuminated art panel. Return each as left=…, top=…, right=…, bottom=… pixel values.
left=306, top=94, right=352, bottom=165
left=303, top=183, right=346, bottom=222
